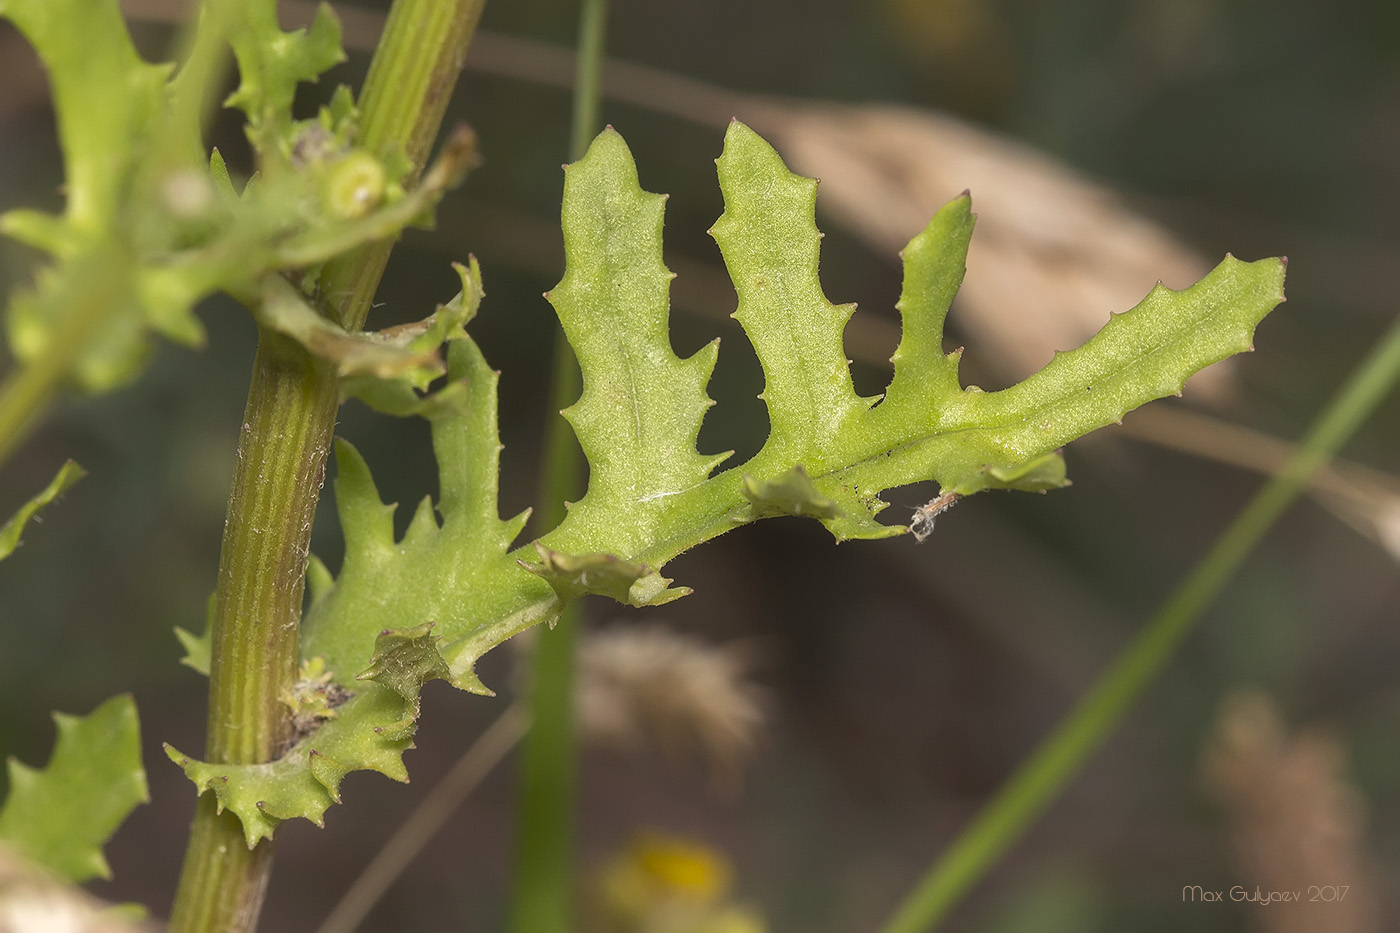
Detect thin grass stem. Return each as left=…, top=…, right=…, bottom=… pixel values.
left=318, top=705, right=530, bottom=933
left=506, top=3, right=609, bottom=930
left=879, top=310, right=1400, bottom=933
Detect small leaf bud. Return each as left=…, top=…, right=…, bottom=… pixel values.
left=323, top=151, right=387, bottom=219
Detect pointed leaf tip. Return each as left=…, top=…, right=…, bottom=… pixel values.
left=1, top=460, right=86, bottom=562
left=548, top=125, right=725, bottom=548
left=712, top=123, right=870, bottom=454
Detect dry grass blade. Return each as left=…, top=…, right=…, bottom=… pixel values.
left=1115, top=405, right=1400, bottom=564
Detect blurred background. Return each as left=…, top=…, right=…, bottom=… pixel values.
left=2, top=0, right=1399, bottom=930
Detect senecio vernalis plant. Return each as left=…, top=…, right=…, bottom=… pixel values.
left=0, top=0, right=1285, bottom=929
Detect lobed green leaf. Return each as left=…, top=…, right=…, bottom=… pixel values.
left=301, top=338, right=542, bottom=694
left=174, top=123, right=1284, bottom=839
left=0, top=0, right=168, bottom=235
left=0, top=0, right=199, bottom=391
left=0, top=695, right=147, bottom=882
left=546, top=128, right=729, bottom=559
left=710, top=123, right=876, bottom=458
left=169, top=337, right=549, bottom=843
left=164, top=683, right=412, bottom=846
left=223, top=0, right=346, bottom=153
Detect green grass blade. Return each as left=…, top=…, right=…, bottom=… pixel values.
left=878, top=310, right=1400, bottom=933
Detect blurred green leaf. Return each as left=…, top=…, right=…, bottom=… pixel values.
left=0, top=460, right=84, bottom=563
left=0, top=0, right=168, bottom=235
left=224, top=0, right=345, bottom=153
left=0, top=695, right=147, bottom=882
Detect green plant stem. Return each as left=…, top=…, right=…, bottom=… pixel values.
left=169, top=1, right=488, bottom=929
left=0, top=353, right=67, bottom=471
left=169, top=332, right=339, bottom=933
left=878, top=312, right=1400, bottom=933
left=317, top=0, right=488, bottom=333
left=507, top=5, right=608, bottom=930
left=569, top=0, right=610, bottom=163
left=508, top=338, right=585, bottom=933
